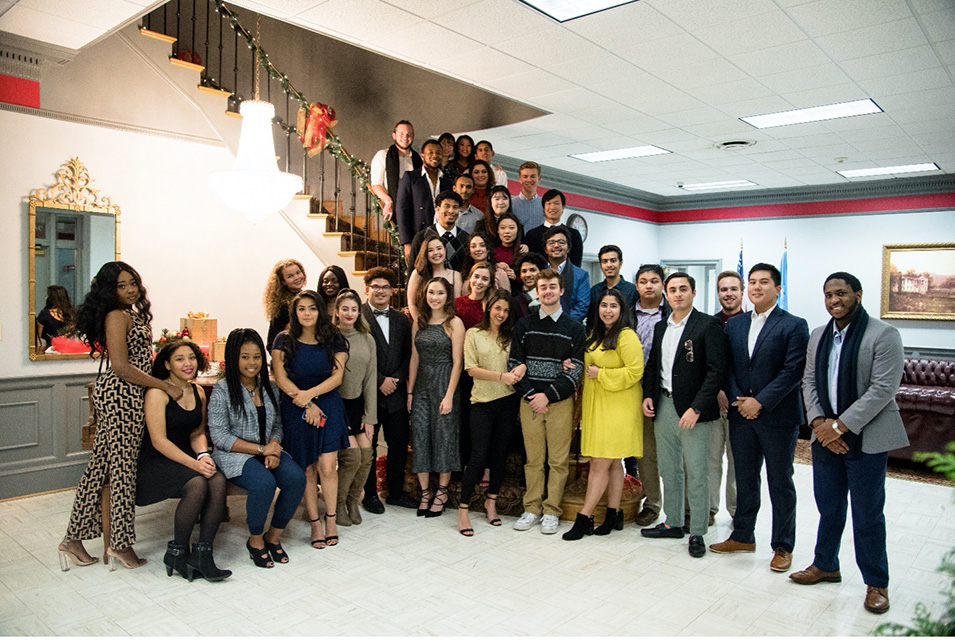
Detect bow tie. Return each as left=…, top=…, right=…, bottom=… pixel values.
left=372, top=309, right=389, bottom=318
left=442, top=231, right=454, bottom=241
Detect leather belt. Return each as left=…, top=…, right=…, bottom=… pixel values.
left=661, top=388, right=672, bottom=397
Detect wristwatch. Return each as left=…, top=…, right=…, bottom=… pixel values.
left=257, top=444, right=265, bottom=455
left=831, top=420, right=842, bottom=433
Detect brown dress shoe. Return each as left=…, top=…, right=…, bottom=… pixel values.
left=634, top=507, right=659, bottom=527
left=789, top=564, right=842, bottom=585
left=709, top=538, right=756, bottom=553
left=864, top=586, right=889, bottom=614
left=770, top=548, right=792, bottom=572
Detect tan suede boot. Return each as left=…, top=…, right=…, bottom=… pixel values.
left=347, top=448, right=374, bottom=525
left=335, top=448, right=362, bottom=527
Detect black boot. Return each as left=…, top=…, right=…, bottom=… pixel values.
left=562, top=513, right=594, bottom=541
left=163, top=541, right=189, bottom=578
left=186, top=542, right=232, bottom=582
left=594, top=508, right=624, bottom=536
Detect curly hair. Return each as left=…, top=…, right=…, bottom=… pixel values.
left=44, top=285, right=76, bottom=325
left=74, top=261, right=152, bottom=357
left=223, top=328, right=277, bottom=417
left=415, top=277, right=457, bottom=331
left=476, top=289, right=514, bottom=350
left=277, top=290, right=347, bottom=385
left=263, top=258, right=307, bottom=320
left=151, top=339, right=209, bottom=379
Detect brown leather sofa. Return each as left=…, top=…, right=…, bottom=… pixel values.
left=892, top=358, right=955, bottom=461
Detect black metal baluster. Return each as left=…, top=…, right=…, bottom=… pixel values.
left=349, top=175, right=357, bottom=252
left=285, top=93, right=290, bottom=174
left=190, top=0, right=197, bottom=62
left=334, top=157, right=341, bottom=237
left=202, top=0, right=209, bottom=83
left=230, top=28, right=238, bottom=112
left=319, top=149, right=326, bottom=210
left=174, top=0, right=181, bottom=57
left=217, top=2, right=223, bottom=91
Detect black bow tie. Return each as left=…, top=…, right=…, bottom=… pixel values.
left=373, top=309, right=389, bottom=317
left=442, top=231, right=453, bottom=241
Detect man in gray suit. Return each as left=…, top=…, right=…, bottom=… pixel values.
left=790, top=272, right=908, bottom=615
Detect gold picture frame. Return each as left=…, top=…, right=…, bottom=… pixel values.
left=880, top=243, right=955, bottom=321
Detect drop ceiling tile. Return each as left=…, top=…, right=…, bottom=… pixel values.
left=432, top=0, right=552, bottom=41
left=922, top=8, right=955, bottom=42
left=639, top=128, right=703, bottom=146
left=758, top=64, right=853, bottom=94
left=653, top=57, right=750, bottom=91
left=694, top=10, right=806, bottom=57
left=774, top=133, right=838, bottom=149
left=898, top=118, right=955, bottom=135
left=656, top=106, right=729, bottom=127
left=781, top=84, right=871, bottom=109
left=820, top=111, right=895, bottom=131
left=232, top=0, right=328, bottom=17
left=615, top=33, right=720, bottom=72
left=298, top=0, right=420, bottom=40
left=381, top=0, right=481, bottom=18
left=564, top=102, right=644, bottom=126
left=875, top=86, right=955, bottom=112
left=532, top=87, right=617, bottom=113
left=526, top=114, right=600, bottom=133
left=763, top=157, right=819, bottom=170
left=563, top=1, right=685, bottom=48
left=680, top=119, right=762, bottom=139
left=603, top=116, right=673, bottom=136
left=433, top=47, right=535, bottom=83
left=856, top=67, right=953, bottom=98
left=835, top=124, right=908, bottom=143
left=860, top=143, right=927, bottom=159
left=648, top=0, right=779, bottom=31
left=814, top=18, right=928, bottom=61
left=786, top=0, right=913, bottom=37
left=838, top=45, right=942, bottom=80
left=485, top=70, right=577, bottom=99
left=699, top=154, right=759, bottom=166
left=688, top=78, right=776, bottom=105
left=798, top=142, right=866, bottom=158
left=545, top=53, right=645, bottom=92
left=19, top=0, right=145, bottom=29
left=934, top=39, right=955, bottom=65
left=375, top=21, right=484, bottom=64
left=494, top=26, right=604, bottom=68
left=719, top=95, right=795, bottom=119
left=594, top=72, right=678, bottom=105
left=0, top=6, right=101, bottom=48
left=909, top=0, right=954, bottom=13
left=729, top=40, right=831, bottom=76
left=887, top=103, right=955, bottom=124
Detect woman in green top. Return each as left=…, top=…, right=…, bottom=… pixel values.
left=457, top=289, right=526, bottom=536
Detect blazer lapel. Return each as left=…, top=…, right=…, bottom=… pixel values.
left=672, top=309, right=698, bottom=371
left=751, top=306, right=783, bottom=360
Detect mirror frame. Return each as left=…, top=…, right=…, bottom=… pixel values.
left=28, top=157, right=121, bottom=361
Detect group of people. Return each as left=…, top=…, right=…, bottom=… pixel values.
left=54, top=124, right=907, bottom=616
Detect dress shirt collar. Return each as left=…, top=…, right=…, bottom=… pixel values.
left=751, top=303, right=777, bottom=321
left=635, top=300, right=664, bottom=316
left=539, top=305, right=563, bottom=322
left=555, top=259, right=569, bottom=275
left=518, top=192, right=539, bottom=201
left=667, top=312, right=690, bottom=328
left=434, top=223, right=455, bottom=237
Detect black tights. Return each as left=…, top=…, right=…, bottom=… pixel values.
left=460, top=394, right=519, bottom=505
left=174, top=472, right=227, bottom=545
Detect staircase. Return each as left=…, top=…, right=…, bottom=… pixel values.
left=137, top=0, right=405, bottom=300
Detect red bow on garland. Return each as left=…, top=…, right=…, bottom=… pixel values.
left=297, top=102, right=338, bottom=157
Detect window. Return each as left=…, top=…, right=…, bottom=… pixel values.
left=660, top=260, right=722, bottom=314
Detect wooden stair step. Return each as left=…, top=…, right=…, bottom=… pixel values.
left=169, top=56, right=205, bottom=72
left=139, top=27, right=177, bottom=43
left=198, top=84, right=232, bottom=98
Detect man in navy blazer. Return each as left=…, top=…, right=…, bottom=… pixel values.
left=395, top=139, right=451, bottom=262
left=710, top=263, right=809, bottom=574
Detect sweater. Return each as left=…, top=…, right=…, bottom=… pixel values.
left=339, top=327, right=378, bottom=424
left=508, top=310, right=586, bottom=403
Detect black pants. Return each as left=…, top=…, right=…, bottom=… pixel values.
left=363, top=404, right=411, bottom=498
left=459, top=394, right=519, bottom=505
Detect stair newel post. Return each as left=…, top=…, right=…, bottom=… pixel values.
left=174, top=0, right=181, bottom=58
left=230, top=28, right=238, bottom=113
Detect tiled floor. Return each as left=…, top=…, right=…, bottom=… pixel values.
left=1, top=462, right=951, bottom=636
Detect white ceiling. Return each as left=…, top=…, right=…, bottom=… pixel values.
left=0, top=0, right=157, bottom=49
left=3, top=0, right=954, bottom=197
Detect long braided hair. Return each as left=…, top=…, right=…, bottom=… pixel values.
left=223, top=328, right=277, bottom=417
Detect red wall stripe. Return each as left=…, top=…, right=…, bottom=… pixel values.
left=0, top=73, right=39, bottom=109
left=506, top=180, right=954, bottom=224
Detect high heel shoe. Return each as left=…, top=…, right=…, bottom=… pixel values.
left=484, top=496, right=502, bottom=526
left=457, top=506, right=474, bottom=537
left=263, top=539, right=289, bottom=564
left=561, top=512, right=594, bottom=541
left=417, top=486, right=434, bottom=517
left=594, top=507, right=624, bottom=536
left=57, top=540, right=97, bottom=572
left=186, top=542, right=232, bottom=582
left=162, top=541, right=189, bottom=578
left=324, top=513, right=339, bottom=546
left=309, top=516, right=326, bottom=549
left=425, top=485, right=449, bottom=518
left=105, top=546, right=147, bottom=571
left=246, top=539, right=273, bottom=568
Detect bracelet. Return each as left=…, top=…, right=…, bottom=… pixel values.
left=196, top=451, right=211, bottom=461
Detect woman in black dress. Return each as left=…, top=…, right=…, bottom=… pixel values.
left=36, top=285, right=75, bottom=349
left=137, top=339, right=231, bottom=582
left=263, top=258, right=307, bottom=350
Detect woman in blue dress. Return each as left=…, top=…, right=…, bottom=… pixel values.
left=272, top=290, right=349, bottom=548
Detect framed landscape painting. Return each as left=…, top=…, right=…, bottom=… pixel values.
left=881, top=243, right=955, bottom=321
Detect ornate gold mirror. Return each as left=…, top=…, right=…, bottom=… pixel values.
left=28, top=158, right=121, bottom=360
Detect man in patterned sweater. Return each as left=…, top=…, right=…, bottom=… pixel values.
left=508, top=268, right=586, bottom=535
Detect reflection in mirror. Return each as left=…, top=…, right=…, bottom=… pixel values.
left=29, top=158, right=121, bottom=360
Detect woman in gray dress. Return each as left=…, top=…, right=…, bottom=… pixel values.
left=407, top=277, right=465, bottom=518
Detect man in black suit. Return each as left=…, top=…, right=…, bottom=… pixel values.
left=358, top=266, right=417, bottom=511
left=641, top=272, right=728, bottom=557
left=408, top=191, right=468, bottom=272
left=710, top=263, right=809, bottom=574
left=395, top=139, right=451, bottom=262
left=523, top=189, right=583, bottom=267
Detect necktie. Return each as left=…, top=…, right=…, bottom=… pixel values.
left=443, top=231, right=453, bottom=242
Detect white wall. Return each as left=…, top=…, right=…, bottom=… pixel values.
left=573, top=207, right=659, bottom=280
left=657, top=210, right=955, bottom=350
left=0, top=109, right=328, bottom=380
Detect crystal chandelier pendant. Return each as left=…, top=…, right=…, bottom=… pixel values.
left=209, top=99, right=302, bottom=223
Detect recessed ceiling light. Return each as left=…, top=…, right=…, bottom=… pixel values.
left=837, top=162, right=941, bottom=178
left=741, top=99, right=882, bottom=129
left=518, top=0, right=639, bottom=22
left=570, top=145, right=670, bottom=162
left=679, top=180, right=758, bottom=191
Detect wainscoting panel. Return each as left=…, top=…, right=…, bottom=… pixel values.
left=0, top=374, right=95, bottom=499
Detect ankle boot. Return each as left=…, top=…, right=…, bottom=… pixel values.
left=163, top=541, right=189, bottom=578
left=594, top=508, right=624, bottom=536
left=336, top=448, right=362, bottom=527
left=561, top=513, right=594, bottom=541
left=186, top=542, right=232, bottom=582
left=348, top=448, right=374, bottom=525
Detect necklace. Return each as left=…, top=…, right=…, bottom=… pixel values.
left=242, top=383, right=258, bottom=398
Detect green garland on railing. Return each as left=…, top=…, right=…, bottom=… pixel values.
left=214, top=0, right=405, bottom=272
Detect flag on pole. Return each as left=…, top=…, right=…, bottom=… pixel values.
left=737, top=240, right=744, bottom=280
left=779, top=240, right=788, bottom=311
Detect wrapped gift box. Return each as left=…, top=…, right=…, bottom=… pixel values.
left=180, top=316, right=217, bottom=346
left=210, top=339, right=227, bottom=362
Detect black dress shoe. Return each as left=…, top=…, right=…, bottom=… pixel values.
left=385, top=494, right=418, bottom=509
left=361, top=494, right=385, bottom=515
left=688, top=535, right=706, bottom=557
left=640, top=522, right=685, bottom=539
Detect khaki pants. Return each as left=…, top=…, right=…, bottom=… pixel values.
left=520, top=397, right=574, bottom=517
left=709, top=411, right=736, bottom=517
left=637, top=417, right=661, bottom=513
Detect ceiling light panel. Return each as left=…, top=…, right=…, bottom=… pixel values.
left=518, top=0, right=639, bottom=23
left=680, top=180, right=758, bottom=190
left=837, top=163, right=941, bottom=178
left=570, top=145, right=671, bottom=162
left=741, top=98, right=882, bottom=128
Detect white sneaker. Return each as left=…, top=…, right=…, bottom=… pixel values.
left=513, top=512, right=542, bottom=531
left=540, top=514, right=560, bottom=535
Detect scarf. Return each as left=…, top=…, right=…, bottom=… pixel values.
left=814, top=305, right=869, bottom=458
left=385, top=144, right=421, bottom=203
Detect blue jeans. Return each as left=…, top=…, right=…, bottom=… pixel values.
left=811, top=440, right=889, bottom=588
left=231, top=452, right=306, bottom=535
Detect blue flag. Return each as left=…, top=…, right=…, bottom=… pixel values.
left=779, top=247, right=788, bottom=311
left=736, top=246, right=744, bottom=280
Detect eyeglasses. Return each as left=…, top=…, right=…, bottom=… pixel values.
left=369, top=285, right=392, bottom=292
left=546, top=239, right=568, bottom=246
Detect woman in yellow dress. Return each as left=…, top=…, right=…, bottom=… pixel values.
left=563, top=288, right=644, bottom=541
